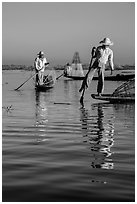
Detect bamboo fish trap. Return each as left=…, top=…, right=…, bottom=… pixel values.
left=91, top=78, right=135, bottom=103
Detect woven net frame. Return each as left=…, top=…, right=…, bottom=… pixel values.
left=112, top=78, right=135, bottom=97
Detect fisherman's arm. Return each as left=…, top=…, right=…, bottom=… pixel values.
left=108, top=51, right=114, bottom=75
left=34, top=58, right=39, bottom=71
left=43, top=58, right=49, bottom=67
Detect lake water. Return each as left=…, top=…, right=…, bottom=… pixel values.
left=2, top=70, right=135, bottom=202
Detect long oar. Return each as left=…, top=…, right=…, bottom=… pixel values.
left=79, top=47, right=96, bottom=105
left=79, top=59, right=94, bottom=105
left=14, top=72, right=37, bottom=91
left=56, top=73, right=64, bottom=80
left=14, top=63, right=49, bottom=91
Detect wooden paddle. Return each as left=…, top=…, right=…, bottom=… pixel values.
left=56, top=73, right=64, bottom=80
left=14, top=72, right=38, bottom=91
left=14, top=63, right=49, bottom=91
left=79, top=47, right=96, bottom=104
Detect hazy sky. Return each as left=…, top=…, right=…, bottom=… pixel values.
left=2, top=2, right=135, bottom=66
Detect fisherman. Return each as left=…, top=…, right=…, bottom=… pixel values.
left=64, top=63, right=72, bottom=76
left=34, top=51, right=49, bottom=85
left=79, top=37, right=114, bottom=97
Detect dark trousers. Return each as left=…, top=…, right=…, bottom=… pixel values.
left=97, top=65, right=105, bottom=94
left=35, top=70, right=39, bottom=85
left=88, top=60, right=105, bottom=94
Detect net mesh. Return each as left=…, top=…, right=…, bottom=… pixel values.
left=69, top=52, right=84, bottom=77
left=71, top=63, right=84, bottom=77
left=112, top=78, right=135, bottom=97
left=43, top=69, right=56, bottom=85
left=72, top=52, right=81, bottom=63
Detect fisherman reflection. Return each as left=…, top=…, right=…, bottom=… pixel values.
left=80, top=103, right=114, bottom=169
left=63, top=80, right=80, bottom=106
left=64, top=80, right=70, bottom=95
left=35, top=91, right=48, bottom=125
left=35, top=91, right=49, bottom=143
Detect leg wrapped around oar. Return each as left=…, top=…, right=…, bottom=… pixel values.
left=79, top=68, right=96, bottom=104
left=79, top=76, right=88, bottom=93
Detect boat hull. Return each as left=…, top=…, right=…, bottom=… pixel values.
left=64, top=74, right=135, bottom=81
left=91, top=94, right=135, bottom=103
left=64, top=75, right=84, bottom=80
left=93, top=74, right=135, bottom=81
left=35, top=84, right=54, bottom=91
left=35, top=75, right=55, bottom=91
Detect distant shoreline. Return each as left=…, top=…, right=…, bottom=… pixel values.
left=2, top=64, right=135, bottom=71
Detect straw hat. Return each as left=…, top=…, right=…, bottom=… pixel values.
left=38, top=51, right=44, bottom=56
left=99, top=38, right=113, bottom=46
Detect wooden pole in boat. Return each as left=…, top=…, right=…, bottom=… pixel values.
left=14, top=63, right=49, bottom=91
left=56, top=73, right=64, bottom=80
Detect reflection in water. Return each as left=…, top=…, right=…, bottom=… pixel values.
left=64, top=80, right=70, bottom=95
left=64, top=80, right=81, bottom=107
left=34, top=91, right=49, bottom=143
left=80, top=104, right=114, bottom=169
left=113, top=103, right=135, bottom=122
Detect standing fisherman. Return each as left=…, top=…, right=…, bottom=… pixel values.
left=79, top=37, right=114, bottom=103
left=34, top=51, right=49, bottom=85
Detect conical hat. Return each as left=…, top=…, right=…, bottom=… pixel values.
left=99, top=38, right=113, bottom=46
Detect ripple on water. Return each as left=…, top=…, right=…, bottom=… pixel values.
left=2, top=71, right=135, bottom=202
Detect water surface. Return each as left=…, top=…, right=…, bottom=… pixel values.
left=2, top=70, right=135, bottom=202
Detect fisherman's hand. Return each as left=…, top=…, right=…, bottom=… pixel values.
left=36, top=67, right=41, bottom=71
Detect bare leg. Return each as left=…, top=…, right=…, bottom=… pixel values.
left=97, top=66, right=105, bottom=95
left=79, top=68, right=96, bottom=92
left=80, top=68, right=96, bottom=105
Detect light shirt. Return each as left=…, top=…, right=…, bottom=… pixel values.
left=96, top=46, right=114, bottom=70
left=35, top=57, right=47, bottom=72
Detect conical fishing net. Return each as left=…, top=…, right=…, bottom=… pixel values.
left=112, top=78, right=135, bottom=97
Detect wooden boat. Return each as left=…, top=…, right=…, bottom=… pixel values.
left=93, top=73, right=135, bottom=81
left=64, top=52, right=85, bottom=80
left=64, top=73, right=135, bottom=81
left=35, top=74, right=56, bottom=91
left=64, top=51, right=135, bottom=81
left=91, top=78, right=135, bottom=103
left=64, top=74, right=84, bottom=80
left=91, top=93, right=135, bottom=103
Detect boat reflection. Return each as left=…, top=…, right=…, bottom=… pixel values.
left=64, top=80, right=81, bottom=106
left=63, top=80, right=71, bottom=97
left=80, top=103, right=114, bottom=169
